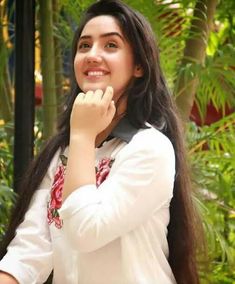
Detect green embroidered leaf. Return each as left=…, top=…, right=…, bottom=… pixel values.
left=60, top=154, right=68, bottom=166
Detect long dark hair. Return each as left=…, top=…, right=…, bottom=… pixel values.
left=1, top=1, right=203, bottom=283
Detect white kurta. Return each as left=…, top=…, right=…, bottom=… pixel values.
left=0, top=126, right=176, bottom=284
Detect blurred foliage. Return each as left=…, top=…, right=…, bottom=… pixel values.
left=187, top=114, right=235, bottom=283
left=0, top=123, right=15, bottom=240
left=0, top=0, right=234, bottom=282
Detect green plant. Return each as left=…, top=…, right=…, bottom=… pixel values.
left=188, top=114, right=235, bottom=283
left=0, top=123, right=16, bottom=240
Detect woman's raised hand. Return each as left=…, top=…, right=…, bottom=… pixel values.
left=0, top=272, right=19, bottom=284
left=70, top=86, right=116, bottom=138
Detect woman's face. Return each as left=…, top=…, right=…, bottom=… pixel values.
left=74, top=15, right=141, bottom=102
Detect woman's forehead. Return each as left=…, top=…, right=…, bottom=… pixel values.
left=80, top=15, right=123, bottom=38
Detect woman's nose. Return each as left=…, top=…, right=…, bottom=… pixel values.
left=86, top=47, right=102, bottom=64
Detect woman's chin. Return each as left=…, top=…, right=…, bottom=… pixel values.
left=80, top=83, right=109, bottom=94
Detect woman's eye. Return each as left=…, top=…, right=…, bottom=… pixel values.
left=105, top=42, right=118, bottom=48
left=78, top=43, right=90, bottom=50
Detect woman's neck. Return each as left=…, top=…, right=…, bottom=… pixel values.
left=95, top=116, right=120, bottom=148
left=95, top=96, right=127, bottom=147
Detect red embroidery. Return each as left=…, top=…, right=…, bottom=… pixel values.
left=47, top=157, right=114, bottom=229
left=47, top=164, right=65, bottom=229
left=96, top=158, right=114, bottom=187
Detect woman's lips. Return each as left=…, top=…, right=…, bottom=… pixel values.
left=85, top=70, right=109, bottom=80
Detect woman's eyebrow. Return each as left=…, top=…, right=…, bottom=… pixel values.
left=79, top=32, right=125, bottom=42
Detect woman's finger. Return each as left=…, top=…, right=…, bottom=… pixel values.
left=102, top=86, right=114, bottom=106
left=94, top=89, right=103, bottom=101
left=75, top=92, right=85, bottom=103
left=84, top=90, right=94, bottom=101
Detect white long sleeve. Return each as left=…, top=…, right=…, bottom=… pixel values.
left=59, top=128, right=175, bottom=253
left=0, top=150, right=61, bottom=284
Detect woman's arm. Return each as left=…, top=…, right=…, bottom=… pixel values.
left=60, top=86, right=175, bottom=252
left=0, top=150, right=61, bottom=283
left=59, top=129, right=175, bottom=252
left=63, top=87, right=115, bottom=201
left=0, top=272, right=19, bottom=284
left=0, top=189, right=53, bottom=283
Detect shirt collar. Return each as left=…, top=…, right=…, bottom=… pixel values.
left=110, top=116, right=139, bottom=143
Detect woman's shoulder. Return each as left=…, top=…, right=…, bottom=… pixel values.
left=39, top=148, right=63, bottom=188
left=50, top=147, right=64, bottom=168
left=115, top=124, right=175, bottom=163
left=131, top=125, right=174, bottom=153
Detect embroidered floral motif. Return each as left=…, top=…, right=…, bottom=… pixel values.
left=47, top=155, right=114, bottom=229
left=96, top=158, right=114, bottom=187
left=47, top=163, right=65, bottom=229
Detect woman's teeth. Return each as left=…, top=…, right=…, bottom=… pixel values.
left=88, top=71, right=105, bottom=76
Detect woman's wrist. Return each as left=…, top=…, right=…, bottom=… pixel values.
left=70, top=131, right=96, bottom=145
left=0, top=272, right=19, bottom=284
left=63, top=130, right=96, bottom=201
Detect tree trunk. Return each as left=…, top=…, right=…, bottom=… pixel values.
left=174, top=0, right=217, bottom=121
left=0, top=73, right=12, bottom=123
left=0, top=0, right=12, bottom=123
left=39, top=0, right=57, bottom=140
left=53, top=0, right=64, bottom=117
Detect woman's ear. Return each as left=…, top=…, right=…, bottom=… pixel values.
left=134, top=65, right=144, bottom=78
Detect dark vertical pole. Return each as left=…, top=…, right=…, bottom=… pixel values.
left=14, top=0, right=35, bottom=193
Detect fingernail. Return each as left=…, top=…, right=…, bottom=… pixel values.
left=107, top=86, right=113, bottom=93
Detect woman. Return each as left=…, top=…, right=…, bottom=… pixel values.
left=0, top=0, right=203, bottom=283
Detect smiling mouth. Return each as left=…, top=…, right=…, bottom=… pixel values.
left=85, top=71, right=109, bottom=77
